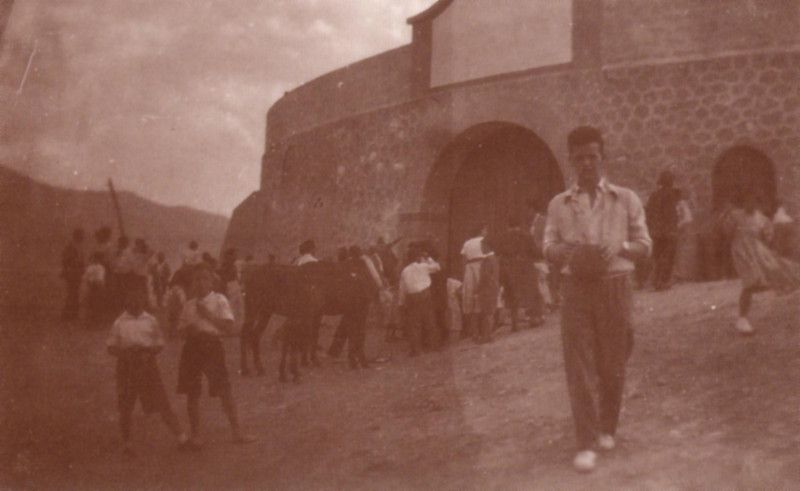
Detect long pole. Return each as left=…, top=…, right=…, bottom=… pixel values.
left=107, top=178, right=126, bottom=237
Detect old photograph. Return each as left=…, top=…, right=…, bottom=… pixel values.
left=2, top=0, right=800, bottom=488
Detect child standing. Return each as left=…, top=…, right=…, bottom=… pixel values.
left=107, top=289, right=188, bottom=455
left=477, top=237, right=500, bottom=344
left=177, top=263, right=254, bottom=447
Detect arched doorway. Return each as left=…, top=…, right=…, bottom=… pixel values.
left=702, top=145, right=778, bottom=280
left=420, top=122, right=564, bottom=274
left=712, top=146, right=777, bottom=214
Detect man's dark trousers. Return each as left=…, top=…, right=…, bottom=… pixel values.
left=561, top=273, right=634, bottom=450
left=652, top=236, right=677, bottom=288
left=405, top=289, right=435, bottom=355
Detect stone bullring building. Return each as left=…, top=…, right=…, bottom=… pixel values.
left=224, top=0, right=800, bottom=278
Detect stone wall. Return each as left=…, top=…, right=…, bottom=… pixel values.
left=266, top=46, right=414, bottom=145
left=602, top=0, right=800, bottom=66
left=227, top=50, right=800, bottom=264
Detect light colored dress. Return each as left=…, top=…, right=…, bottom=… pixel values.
left=460, top=236, right=485, bottom=315
left=729, top=208, right=800, bottom=292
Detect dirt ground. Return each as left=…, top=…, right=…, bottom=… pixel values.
left=2, top=276, right=800, bottom=490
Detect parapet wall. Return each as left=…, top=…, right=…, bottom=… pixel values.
left=265, top=45, right=414, bottom=145
left=228, top=49, right=800, bottom=262
left=602, top=0, right=800, bottom=66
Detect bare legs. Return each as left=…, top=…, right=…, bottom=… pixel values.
left=186, top=391, right=253, bottom=444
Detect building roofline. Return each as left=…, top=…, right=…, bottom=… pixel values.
left=407, top=0, right=453, bottom=25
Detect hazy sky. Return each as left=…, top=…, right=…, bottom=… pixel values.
left=0, top=0, right=435, bottom=216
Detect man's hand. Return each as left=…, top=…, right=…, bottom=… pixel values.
left=600, top=242, right=622, bottom=262
left=551, top=242, right=577, bottom=264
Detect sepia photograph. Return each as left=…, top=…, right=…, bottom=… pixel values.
left=2, top=0, right=800, bottom=488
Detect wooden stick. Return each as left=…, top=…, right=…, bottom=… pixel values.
left=107, top=178, right=126, bottom=237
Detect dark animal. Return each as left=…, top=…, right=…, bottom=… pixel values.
left=240, top=260, right=373, bottom=383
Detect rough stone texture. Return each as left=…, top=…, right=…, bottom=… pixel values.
left=227, top=49, right=800, bottom=264
left=266, top=46, right=413, bottom=148
left=225, top=1, right=800, bottom=270
left=602, top=0, right=800, bottom=66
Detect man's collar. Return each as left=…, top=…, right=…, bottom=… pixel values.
left=565, top=178, right=619, bottom=200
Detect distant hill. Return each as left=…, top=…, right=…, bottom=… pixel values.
left=0, top=163, right=229, bottom=308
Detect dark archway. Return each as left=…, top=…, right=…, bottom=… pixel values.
left=712, top=146, right=777, bottom=215
left=421, top=122, right=564, bottom=274
left=702, top=146, right=778, bottom=280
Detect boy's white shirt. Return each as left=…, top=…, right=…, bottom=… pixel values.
left=178, top=291, right=235, bottom=336
left=107, top=311, right=164, bottom=350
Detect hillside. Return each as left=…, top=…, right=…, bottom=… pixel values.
left=0, top=163, right=229, bottom=309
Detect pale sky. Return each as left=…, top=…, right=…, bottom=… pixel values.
left=0, top=0, right=435, bottom=216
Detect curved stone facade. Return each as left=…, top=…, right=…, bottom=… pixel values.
left=225, top=0, right=800, bottom=277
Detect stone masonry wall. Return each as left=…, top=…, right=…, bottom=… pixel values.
left=227, top=50, right=800, bottom=263
left=266, top=46, right=414, bottom=145
left=602, top=0, right=800, bottom=66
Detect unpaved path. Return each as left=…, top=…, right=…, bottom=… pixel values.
left=2, top=279, right=800, bottom=489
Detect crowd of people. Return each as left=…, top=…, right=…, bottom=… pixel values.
left=58, top=125, right=800, bottom=472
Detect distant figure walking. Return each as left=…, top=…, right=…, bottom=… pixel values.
left=723, top=195, right=800, bottom=335
left=61, top=228, right=85, bottom=322
left=645, top=170, right=682, bottom=290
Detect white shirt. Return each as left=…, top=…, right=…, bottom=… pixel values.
left=460, top=236, right=485, bottom=261
left=295, top=253, right=318, bottom=266
left=107, top=311, right=164, bottom=350
left=398, top=258, right=441, bottom=305
left=83, top=263, right=106, bottom=286
left=178, top=291, right=235, bottom=336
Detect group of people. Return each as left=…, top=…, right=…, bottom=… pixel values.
left=59, top=124, right=800, bottom=471
left=106, top=261, right=255, bottom=455
left=60, top=226, right=173, bottom=327
left=61, top=231, right=256, bottom=454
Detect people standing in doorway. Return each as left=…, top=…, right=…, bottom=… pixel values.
left=723, top=194, right=800, bottom=335
left=476, top=237, right=500, bottom=344
left=645, top=170, right=682, bottom=290
left=544, top=126, right=651, bottom=473
left=61, top=228, right=86, bottom=323
left=460, top=225, right=487, bottom=339
left=496, top=216, right=542, bottom=331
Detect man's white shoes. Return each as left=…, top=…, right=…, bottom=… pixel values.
left=735, top=316, right=754, bottom=335
left=597, top=434, right=615, bottom=451
left=573, top=450, right=597, bottom=472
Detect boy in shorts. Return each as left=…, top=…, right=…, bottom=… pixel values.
left=107, top=288, right=189, bottom=455
left=177, top=263, right=254, bottom=447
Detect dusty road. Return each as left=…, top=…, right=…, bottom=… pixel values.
left=2, top=278, right=800, bottom=489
